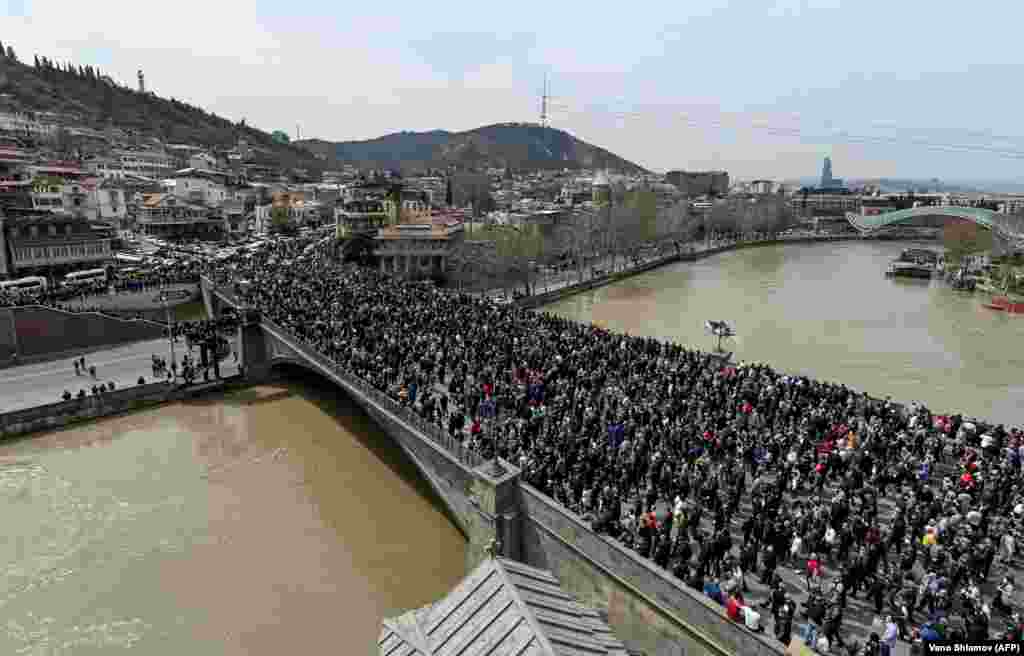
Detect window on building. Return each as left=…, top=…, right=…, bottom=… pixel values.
left=48, top=225, right=56, bottom=236
left=65, top=224, right=72, bottom=235
left=30, top=226, right=39, bottom=238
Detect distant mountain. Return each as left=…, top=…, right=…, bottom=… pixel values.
left=0, top=51, right=326, bottom=173
left=298, top=123, right=648, bottom=173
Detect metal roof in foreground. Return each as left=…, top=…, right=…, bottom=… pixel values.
left=379, top=557, right=628, bottom=656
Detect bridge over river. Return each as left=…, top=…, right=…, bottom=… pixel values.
left=200, top=277, right=781, bottom=656
left=847, top=204, right=1024, bottom=250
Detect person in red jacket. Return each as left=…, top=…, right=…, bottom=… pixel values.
left=726, top=591, right=744, bottom=622
left=806, top=554, right=824, bottom=589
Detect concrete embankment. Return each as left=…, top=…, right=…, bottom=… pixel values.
left=0, top=306, right=168, bottom=369
left=0, top=376, right=244, bottom=440
left=517, top=235, right=862, bottom=310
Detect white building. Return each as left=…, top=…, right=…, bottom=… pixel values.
left=171, top=168, right=229, bottom=206
left=0, top=112, right=57, bottom=139
left=115, top=148, right=177, bottom=179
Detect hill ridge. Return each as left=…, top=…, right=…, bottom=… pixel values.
left=0, top=51, right=325, bottom=174
left=297, top=122, right=648, bottom=174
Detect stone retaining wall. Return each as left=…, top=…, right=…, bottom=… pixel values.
left=0, top=377, right=241, bottom=439
left=0, top=306, right=167, bottom=368
left=517, top=235, right=862, bottom=310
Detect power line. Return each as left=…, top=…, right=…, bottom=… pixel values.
left=544, top=98, right=1024, bottom=162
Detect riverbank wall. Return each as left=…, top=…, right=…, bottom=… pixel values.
left=516, top=234, right=863, bottom=310
left=0, top=376, right=243, bottom=440
left=0, top=306, right=167, bottom=370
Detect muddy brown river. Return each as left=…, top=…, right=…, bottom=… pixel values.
left=0, top=375, right=466, bottom=655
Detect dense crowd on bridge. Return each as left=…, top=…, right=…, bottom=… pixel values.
left=208, top=238, right=1023, bottom=655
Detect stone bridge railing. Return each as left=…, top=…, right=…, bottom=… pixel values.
left=258, top=314, right=485, bottom=471
left=205, top=278, right=485, bottom=471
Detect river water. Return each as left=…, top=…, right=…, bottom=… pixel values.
left=546, top=239, right=1024, bottom=425
left=0, top=374, right=466, bottom=655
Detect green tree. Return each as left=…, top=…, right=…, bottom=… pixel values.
left=269, top=206, right=295, bottom=235
left=491, top=223, right=544, bottom=296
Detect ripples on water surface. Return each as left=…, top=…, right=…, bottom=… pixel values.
left=0, top=377, right=466, bottom=655
left=546, top=240, right=1023, bottom=425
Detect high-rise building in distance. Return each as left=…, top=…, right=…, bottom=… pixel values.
left=820, top=157, right=833, bottom=188
left=819, top=157, right=844, bottom=189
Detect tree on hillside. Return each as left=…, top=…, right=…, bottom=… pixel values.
left=5, top=46, right=16, bottom=62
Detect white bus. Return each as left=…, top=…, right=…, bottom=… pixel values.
left=63, top=268, right=108, bottom=287
left=0, top=276, right=48, bottom=295
left=115, top=253, right=145, bottom=266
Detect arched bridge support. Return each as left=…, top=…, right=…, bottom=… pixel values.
left=235, top=312, right=523, bottom=572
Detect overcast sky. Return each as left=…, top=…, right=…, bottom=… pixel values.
left=5, top=0, right=1023, bottom=181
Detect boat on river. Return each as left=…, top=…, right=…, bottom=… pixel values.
left=980, top=267, right=1024, bottom=314
left=885, top=248, right=939, bottom=279
left=982, top=296, right=1024, bottom=313
left=886, top=261, right=934, bottom=279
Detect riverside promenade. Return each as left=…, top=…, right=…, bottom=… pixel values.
left=506, top=232, right=862, bottom=308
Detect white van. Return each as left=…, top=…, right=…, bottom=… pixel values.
left=63, top=268, right=108, bottom=287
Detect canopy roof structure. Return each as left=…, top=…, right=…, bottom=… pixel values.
left=379, top=557, right=628, bottom=656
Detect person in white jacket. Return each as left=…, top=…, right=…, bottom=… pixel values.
left=881, top=616, right=899, bottom=656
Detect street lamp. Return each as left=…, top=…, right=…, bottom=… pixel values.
left=159, top=292, right=177, bottom=383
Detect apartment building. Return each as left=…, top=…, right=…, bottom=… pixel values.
left=0, top=211, right=112, bottom=277
left=134, top=193, right=221, bottom=240
left=0, top=112, right=57, bottom=140
left=114, top=148, right=177, bottom=179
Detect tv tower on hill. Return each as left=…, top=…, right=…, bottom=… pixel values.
left=540, top=74, right=549, bottom=128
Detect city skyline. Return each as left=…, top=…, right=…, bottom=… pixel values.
left=5, top=0, right=1024, bottom=181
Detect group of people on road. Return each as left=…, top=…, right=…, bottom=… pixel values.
left=202, top=237, right=1022, bottom=654
left=61, top=355, right=118, bottom=401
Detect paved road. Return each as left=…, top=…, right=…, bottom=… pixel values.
left=0, top=338, right=238, bottom=413
left=60, top=283, right=199, bottom=313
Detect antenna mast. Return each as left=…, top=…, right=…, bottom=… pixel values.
left=540, top=75, right=549, bottom=128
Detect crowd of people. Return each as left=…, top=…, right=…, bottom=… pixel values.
left=207, top=240, right=1023, bottom=654
left=113, top=260, right=203, bottom=293
left=60, top=354, right=119, bottom=401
